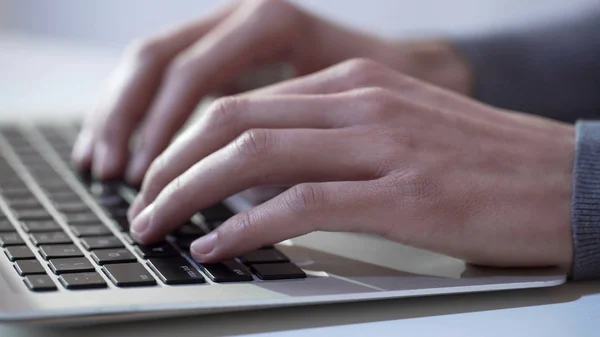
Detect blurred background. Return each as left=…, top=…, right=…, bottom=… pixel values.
left=2, top=0, right=600, bottom=47
left=1, top=0, right=600, bottom=117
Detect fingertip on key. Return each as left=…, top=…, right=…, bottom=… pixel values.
left=127, top=196, right=146, bottom=222
left=125, top=153, right=150, bottom=187
left=92, top=142, right=121, bottom=180
left=130, top=203, right=155, bottom=239
left=191, top=232, right=219, bottom=262
left=72, top=131, right=94, bottom=168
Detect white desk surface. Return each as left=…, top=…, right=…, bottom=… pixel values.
left=0, top=33, right=599, bottom=337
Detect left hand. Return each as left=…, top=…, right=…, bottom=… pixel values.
left=128, top=58, right=575, bottom=270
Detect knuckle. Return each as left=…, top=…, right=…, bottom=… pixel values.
left=240, top=0, right=301, bottom=30
left=164, top=175, right=185, bottom=197
left=284, top=183, right=326, bottom=214
left=206, top=96, right=244, bottom=128
left=252, top=0, right=287, bottom=9
left=229, top=211, right=258, bottom=237
left=126, top=37, right=165, bottom=65
left=248, top=0, right=295, bottom=17
left=340, top=58, right=387, bottom=87
left=352, top=87, right=397, bottom=119
left=231, top=129, right=273, bottom=159
left=384, top=169, right=440, bottom=205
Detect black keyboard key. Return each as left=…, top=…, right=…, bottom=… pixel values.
left=0, top=184, right=29, bottom=192
left=39, top=244, right=83, bottom=260
left=99, top=195, right=128, bottom=208
left=22, top=220, right=62, bottom=232
left=0, top=233, right=25, bottom=246
left=63, top=212, right=102, bottom=225
left=7, top=199, right=43, bottom=210
left=97, top=194, right=126, bottom=208
left=102, top=263, right=156, bottom=287
left=14, top=209, right=52, bottom=221
left=91, top=248, right=136, bottom=265
left=74, top=170, right=92, bottom=187
left=91, top=181, right=128, bottom=199
left=12, top=146, right=37, bottom=155
left=200, top=260, right=253, bottom=283
left=24, top=275, right=57, bottom=292
left=14, top=259, right=46, bottom=275
left=112, top=217, right=130, bottom=232
left=174, top=237, right=195, bottom=250
left=37, top=180, right=68, bottom=190
left=200, top=203, right=234, bottom=222
left=148, top=257, right=205, bottom=285
left=4, top=245, right=35, bottom=261
left=81, top=236, right=124, bottom=250
left=205, top=220, right=225, bottom=231
left=49, top=257, right=95, bottom=274
left=41, top=184, right=72, bottom=193
left=48, top=193, right=81, bottom=204
left=172, top=223, right=206, bottom=237
left=19, top=155, right=46, bottom=164
left=71, top=225, right=111, bottom=237
left=27, top=167, right=56, bottom=176
left=55, top=202, right=90, bottom=213
left=250, top=263, right=306, bottom=280
left=134, top=243, right=179, bottom=259
left=90, top=181, right=121, bottom=197
left=30, top=232, right=72, bottom=245
left=0, top=220, right=14, bottom=232
left=104, top=206, right=128, bottom=218
left=1, top=189, right=34, bottom=199
left=0, top=181, right=27, bottom=189
left=239, top=249, right=290, bottom=264
left=46, top=189, right=77, bottom=197
left=59, top=272, right=107, bottom=290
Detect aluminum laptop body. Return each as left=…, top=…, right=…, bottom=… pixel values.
left=0, top=122, right=566, bottom=325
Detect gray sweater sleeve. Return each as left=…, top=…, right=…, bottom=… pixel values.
left=572, top=121, right=600, bottom=280
left=453, top=10, right=600, bottom=122
left=454, top=11, right=600, bottom=280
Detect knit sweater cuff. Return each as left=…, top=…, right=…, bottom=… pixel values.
left=571, top=121, right=600, bottom=280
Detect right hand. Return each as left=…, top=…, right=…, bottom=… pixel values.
left=72, top=0, right=472, bottom=185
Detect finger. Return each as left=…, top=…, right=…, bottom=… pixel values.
left=71, top=129, right=94, bottom=169
left=190, top=180, right=381, bottom=262
left=73, top=2, right=237, bottom=178
left=129, top=93, right=358, bottom=218
left=125, top=0, right=302, bottom=184
left=246, top=58, right=490, bottom=118
left=130, top=128, right=381, bottom=244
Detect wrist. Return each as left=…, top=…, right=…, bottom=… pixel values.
left=381, top=39, right=474, bottom=96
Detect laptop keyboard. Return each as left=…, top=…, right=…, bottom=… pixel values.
left=0, top=125, right=306, bottom=292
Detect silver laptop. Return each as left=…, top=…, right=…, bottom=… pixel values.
left=0, top=122, right=566, bottom=325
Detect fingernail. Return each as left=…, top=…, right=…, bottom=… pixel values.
left=130, top=203, right=155, bottom=241
left=71, top=131, right=93, bottom=166
left=191, top=232, right=218, bottom=258
left=127, top=196, right=145, bottom=222
left=125, top=153, right=149, bottom=186
left=92, top=142, right=118, bottom=179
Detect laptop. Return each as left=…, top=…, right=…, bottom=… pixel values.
left=0, top=122, right=566, bottom=325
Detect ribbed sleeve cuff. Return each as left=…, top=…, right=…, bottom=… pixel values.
left=571, top=121, right=600, bottom=280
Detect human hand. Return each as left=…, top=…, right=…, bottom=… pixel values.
left=127, top=58, right=574, bottom=270
left=71, top=0, right=472, bottom=185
